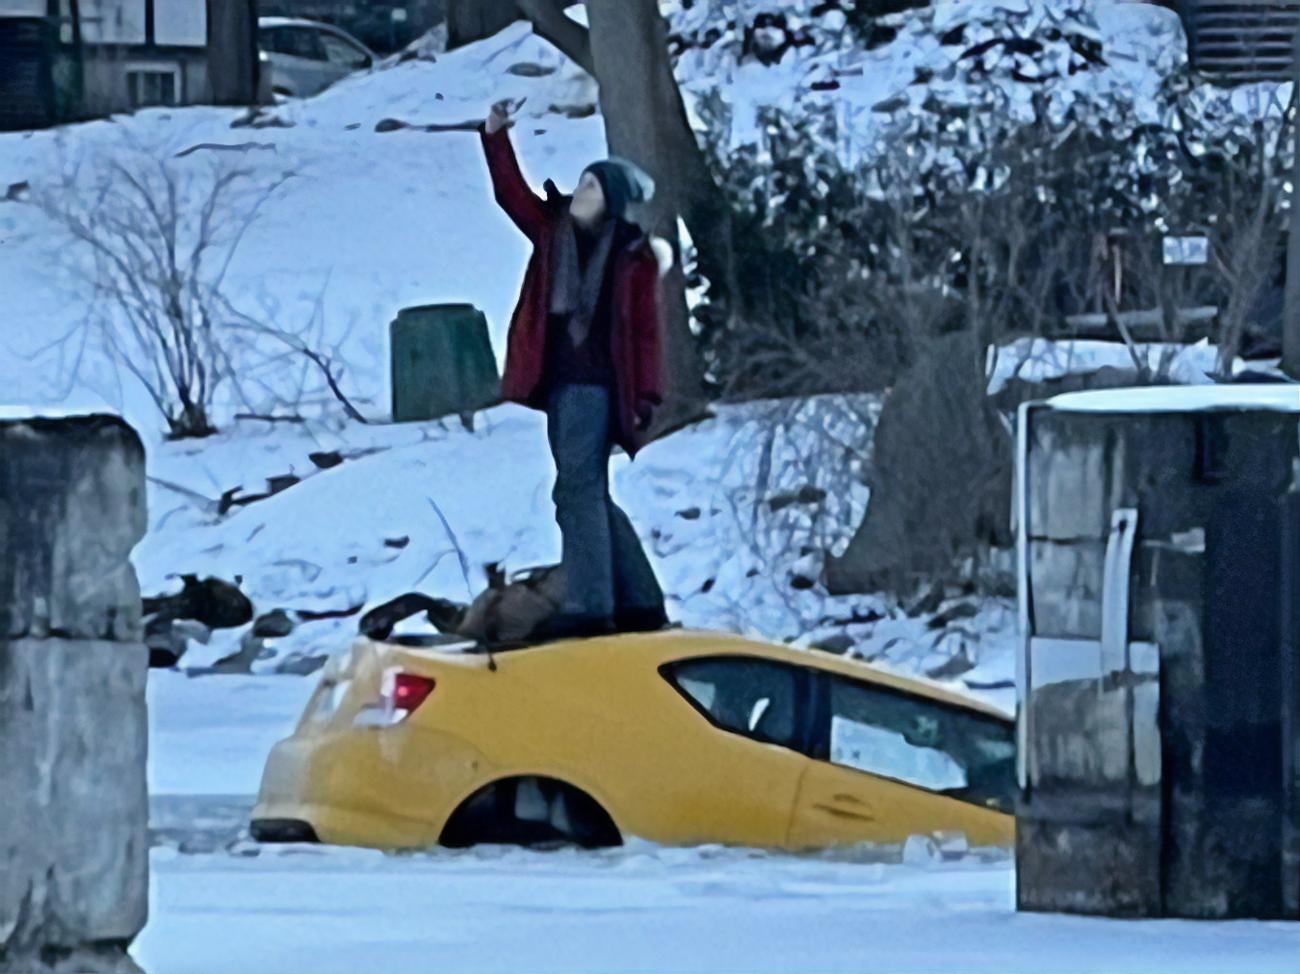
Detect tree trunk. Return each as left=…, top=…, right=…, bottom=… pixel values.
left=825, top=330, right=1013, bottom=596
left=207, top=0, right=259, bottom=106
left=584, top=0, right=718, bottom=428
left=445, top=0, right=520, bottom=49
left=1286, top=32, right=1300, bottom=378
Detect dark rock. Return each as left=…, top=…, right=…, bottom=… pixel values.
left=790, top=574, right=817, bottom=591
left=928, top=601, right=979, bottom=629
left=266, top=473, right=300, bottom=494
left=676, top=507, right=702, bottom=520
left=548, top=102, right=597, bottom=119
left=253, top=609, right=296, bottom=639
left=274, top=653, right=329, bottom=676
left=812, top=634, right=855, bottom=654
left=507, top=62, right=556, bottom=77
left=384, top=535, right=411, bottom=549
left=143, top=575, right=253, bottom=630
left=769, top=484, right=828, bottom=512
left=925, top=651, right=976, bottom=680
left=873, top=93, right=910, bottom=113
left=821, top=607, right=886, bottom=626
left=903, top=582, right=946, bottom=618
left=309, top=450, right=344, bottom=469
left=145, top=617, right=211, bottom=668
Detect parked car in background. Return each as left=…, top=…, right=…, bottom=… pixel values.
left=258, top=16, right=376, bottom=99
left=251, top=629, right=1016, bottom=852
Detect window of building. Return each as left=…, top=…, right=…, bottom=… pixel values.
left=126, top=63, right=180, bottom=108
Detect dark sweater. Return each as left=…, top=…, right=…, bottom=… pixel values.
left=546, top=220, right=632, bottom=388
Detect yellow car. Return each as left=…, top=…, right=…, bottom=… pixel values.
left=250, top=630, right=1015, bottom=851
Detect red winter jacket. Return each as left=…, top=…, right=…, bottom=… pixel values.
left=480, top=124, right=666, bottom=458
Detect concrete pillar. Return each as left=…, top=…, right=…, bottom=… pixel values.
left=0, top=414, right=149, bottom=973
left=1016, top=393, right=1300, bottom=920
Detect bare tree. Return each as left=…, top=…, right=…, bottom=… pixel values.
left=33, top=152, right=290, bottom=438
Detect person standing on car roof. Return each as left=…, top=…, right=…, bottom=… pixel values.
left=480, top=98, right=673, bottom=642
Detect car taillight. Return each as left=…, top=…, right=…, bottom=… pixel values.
left=354, top=669, right=436, bottom=727
left=390, top=672, right=435, bottom=715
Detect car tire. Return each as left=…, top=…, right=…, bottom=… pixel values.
left=439, top=776, right=621, bottom=850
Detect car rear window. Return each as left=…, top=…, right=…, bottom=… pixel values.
left=826, top=677, right=1016, bottom=813
left=664, top=657, right=801, bottom=750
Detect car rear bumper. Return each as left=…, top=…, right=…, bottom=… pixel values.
left=251, top=728, right=490, bottom=849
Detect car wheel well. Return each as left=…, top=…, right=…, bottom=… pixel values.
left=439, top=775, right=621, bottom=849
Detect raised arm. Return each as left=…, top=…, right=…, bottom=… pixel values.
left=479, top=118, right=548, bottom=243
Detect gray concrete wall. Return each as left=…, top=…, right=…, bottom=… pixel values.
left=0, top=414, right=149, bottom=973
left=1017, top=405, right=1300, bottom=920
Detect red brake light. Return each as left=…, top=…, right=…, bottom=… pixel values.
left=391, top=673, right=435, bottom=715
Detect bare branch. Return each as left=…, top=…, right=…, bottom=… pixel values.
left=514, top=0, right=594, bottom=75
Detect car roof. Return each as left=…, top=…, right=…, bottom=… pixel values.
left=259, top=16, right=320, bottom=29
left=372, top=628, right=1013, bottom=722
left=653, top=630, right=1012, bottom=720
left=257, top=17, right=374, bottom=48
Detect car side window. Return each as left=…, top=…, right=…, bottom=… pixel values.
left=281, top=27, right=326, bottom=60
left=665, top=657, right=801, bottom=750
left=320, top=32, right=369, bottom=69
left=826, top=677, right=1016, bottom=812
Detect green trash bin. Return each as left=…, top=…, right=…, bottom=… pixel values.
left=390, top=304, right=501, bottom=423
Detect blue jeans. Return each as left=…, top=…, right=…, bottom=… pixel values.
left=546, top=384, right=664, bottom=621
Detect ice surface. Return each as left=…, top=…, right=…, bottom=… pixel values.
left=132, top=841, right=1300, bottom=974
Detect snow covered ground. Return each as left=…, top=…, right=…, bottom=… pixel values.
left=133, top=842, right=1300, bottom=974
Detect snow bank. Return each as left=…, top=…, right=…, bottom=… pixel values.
left=986, top=338, right=1222, bottom=394
left=1047, top=383, right=1300, bottom=413
left=0, top=22, right=606, bottom=435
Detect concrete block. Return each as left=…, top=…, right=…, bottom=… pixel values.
left=0, top=416, right=146, bottom=642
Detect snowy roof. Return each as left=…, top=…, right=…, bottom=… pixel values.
left=1046, top=384, right=1300, bottom=414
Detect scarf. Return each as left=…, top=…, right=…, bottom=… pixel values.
left=549, top=209, right=617, bottom=349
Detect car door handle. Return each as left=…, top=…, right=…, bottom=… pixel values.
left=812, top=794, right=877, bottom=822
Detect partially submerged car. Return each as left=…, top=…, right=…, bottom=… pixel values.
left=251, top=630, right=1015, bottom=851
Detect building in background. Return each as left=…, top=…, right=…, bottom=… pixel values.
left=1166, top=0, right=1300, bottom=84
left=0, top=0, right=260, bottom=132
